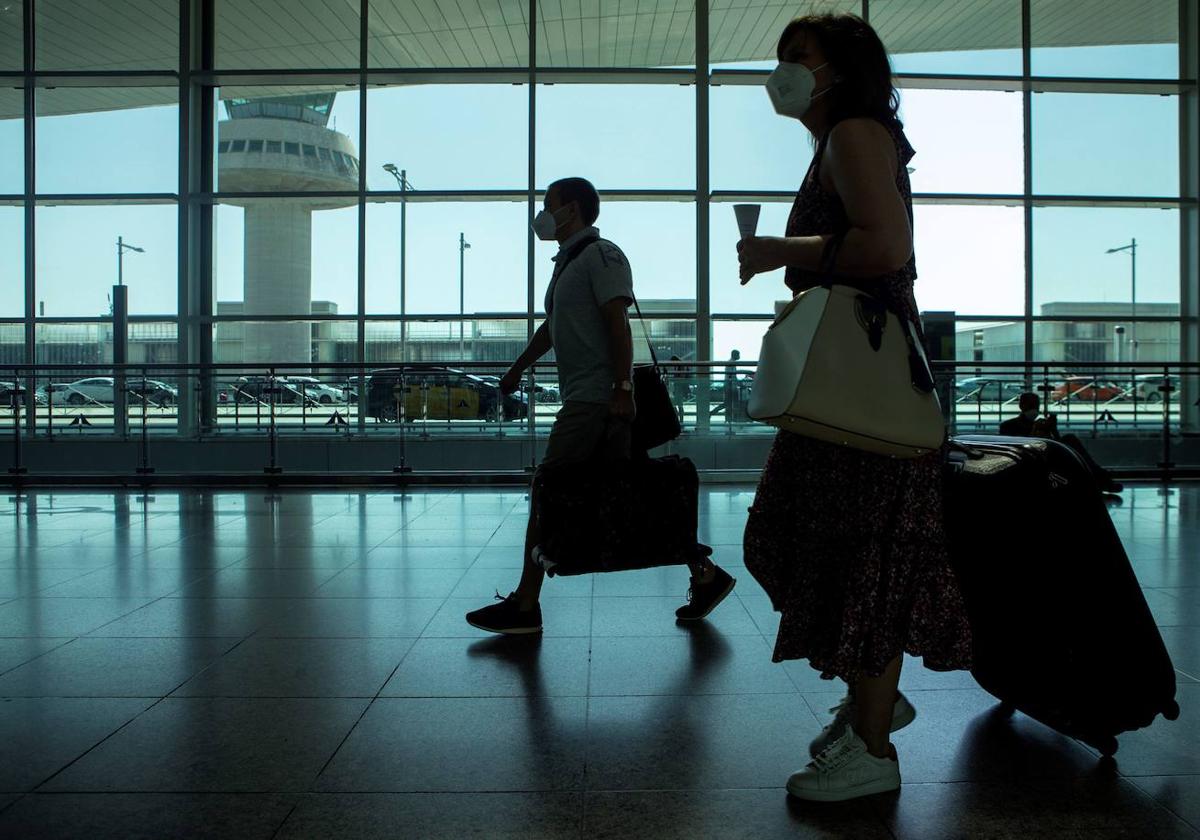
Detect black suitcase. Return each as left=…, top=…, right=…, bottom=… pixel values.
left=532, top=454, right=712, bottom=577
left=944, top=435, right=1179, bottom=756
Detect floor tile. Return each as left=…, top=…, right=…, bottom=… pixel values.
left=590, top=595, right=760, bottom=637
left=374, top=529, right=498, bottom=548
left=174, top=637, right=414, bottom=698
left=0, top=566, right=97, bottom=598
left=0, top=637, right=238, bottom=698
left=277, top=792, right=582, bottom=840
left=880, top=777, right=1200, bottom=840
left=230, top=544, right=365, bottom=570
left=0, top=697, right=153, bottom=791
left=589, top=632, right=793, bottom=696
left=584, top=790, right=893, bottom=840
left=0, top=793, right=298, bottom=840
left=173, top=567, right=344, bottom=598
left=421, top=597, right=592, bottom=638
left=0, top=597, right=153, bottom=637
left=592, top=566, right=707, bottom=598
left=1097, top=684, right=1200, bottom=776
left=1133, top=776, right=1200, bottom=834
left=451, top=567, right=594, bottom=599
left=258, top=597, right=443, bottom=638
left=584, top=693, right=819, bottom=791
left=87, top=597, right=294, bottom=638
left=313, top=567, right=465, bottom=599
left=316, top=696, right=588, bottom=792
left=44, top=698, right=368, bottom=792
left=38, top=566, right=215, bottom=599
left=0, top=637, right=73, bottom=675
left=380, top=636, right=590, bottom=698
left=360, top=545, right=482, bottom=568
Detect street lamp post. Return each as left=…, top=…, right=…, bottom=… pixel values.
left=382, top=164, right=408, bottom=360
left=116, top=235, right=145, bottom=287
left=1105, top=238, right=1137, bottom=360
left=113, top=236, right=143, bottom=440
left=459, top=232, right=471, bottom=361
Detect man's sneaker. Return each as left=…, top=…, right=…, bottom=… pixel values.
left=675, top=564, right=736, bottom=621
left=787, top=727, right=901, bottom=802
left=808, top=691, right=916, bottom=758
left=465, top=592, right=542, bottom=635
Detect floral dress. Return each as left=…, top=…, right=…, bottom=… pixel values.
left=743, top=117, right=973, bottom=682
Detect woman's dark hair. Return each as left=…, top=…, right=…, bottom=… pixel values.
left=548, top=176, right=600, bottom=226
left=776, top=13, right=902, bottom=131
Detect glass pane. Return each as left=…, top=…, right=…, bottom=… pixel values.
left=214, top=318, right=348, bottom=368
left=37, top=0, right=178, bottom=71
left=713, top=319, right=770, bottom=362
left=900, top=89, right=1023, bottom=194
left=216, top=0, right=359, bottom=69
left=533, top=202, right=696, bottom=314
left=365, top=319, right=530, bottom=365
left=1034, top=319, right=1180, bottom=364
left=36, top=88, right=178, bottom=194
left=216, top=200, right=360, bottom=322
left=0, top=87, right=21, bottom=193
left=537, top=3, right=694, bottom=68
left=1033, top=207, right=1180, bottom=316
left=36, top=204, right=178, bottom=317
left=709, top=201, right=793, bottom=315
left=368, top=201, right=527, bottom=315
left=35, top=321, right=110, bottom=365
left=873, top=0, right=1022, bottom=75
left=709, top=1, right=861, bottom=68
left=953, top=321, right=1026, bottom=363
left=0, top=206, right=21, bottom=317
left=710, top=84, right=814, bottom=192
left=1031, top=0, right=1179, bottom=78
left=370, top=1, right=529, bottom=68
left=366, top=85, right=527, bottom=190
left=0, top=323, right=23, bottom=365
left=0, top=1, right=19, bottom=70
left=536, top=85, right=695, bottom=189
left=216, top=86, right=360, bottom=194
left=1033, top=93, right=1178, bottom=197
left=913, top=205, right=1025, bottom=316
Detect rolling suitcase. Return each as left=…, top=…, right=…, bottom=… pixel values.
left=944, top=435, right=1179, bottom=756
left=532, top=454, right=712, bottom=577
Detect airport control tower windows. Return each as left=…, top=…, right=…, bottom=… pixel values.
left=266, top=141, right=281, bottom=154
left=285, top=142, right=300, bottom=156
left=247, top=140, right=263, bottom=153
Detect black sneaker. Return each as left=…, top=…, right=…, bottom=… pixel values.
left=676, top=565, right=736, bottom=622
left=465, top=591, right=543, bottom=635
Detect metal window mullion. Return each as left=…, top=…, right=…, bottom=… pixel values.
left=177, top=0, right=193, bottom=436
left=527, top=0, right=537, bottom=344
left=1180, top=0, right=1200, bottom=432
left=22, top=0, right=36, bottom=432
left=1022, top=0, right=1034, bottom=372
left=356, top=0, right=368, bottom=433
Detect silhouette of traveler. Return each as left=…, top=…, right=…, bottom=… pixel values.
left=738, top=13, right=972, bottom=802
left=465, top=178, right=734, bottom=635
left=1000, top=392, right=1123, bottom=494
left=723, top=349, right=742, bottom=432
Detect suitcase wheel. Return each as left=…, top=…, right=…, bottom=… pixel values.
left=1164, top=700, right=1181, bottom=721
left=1086, top=735, right=1119, bottom=758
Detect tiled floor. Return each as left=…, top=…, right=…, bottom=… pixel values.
left=0, top=485, right=1197, bottom=839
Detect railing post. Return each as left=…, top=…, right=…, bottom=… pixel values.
left=264, top=367, right=281, bottom=475
left=1160, top=363, right=1175, bottom=484
left=137, top=365, right=154, bottom=475
left=393, top=372, right=411, bottom=475
left=526, top=366, right=537, bottom=473
left=8, top=371, right=26, bottom=476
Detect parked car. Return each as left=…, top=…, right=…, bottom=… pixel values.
left=230, top=375, right=340, bottom=405
left=286, top=375, right=351, bottom=404
left=954, top=377, right=1025, bottom=404
left=34, top=377, right=177, bottom=407
left=1052, top=376, right=1125, bottom=403
left=365, top=367, right=528, bottom=423
left=1133, top=374, right=1172, bottom=403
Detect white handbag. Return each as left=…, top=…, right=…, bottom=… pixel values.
left=747, top=282, right=945, bottom=459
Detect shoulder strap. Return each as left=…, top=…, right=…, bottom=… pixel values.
left=592, top=238, right=661, bottom=370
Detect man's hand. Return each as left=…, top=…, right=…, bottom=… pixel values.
left=609, top=389, right=636, bottom=422
left=737, top=236, right=787, bottom=284
left=499, top=367, right=522, bottom=396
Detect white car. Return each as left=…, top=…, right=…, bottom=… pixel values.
left=36, top=377, right=178, bottom=406
left=285, top=376, right=349, bottom=404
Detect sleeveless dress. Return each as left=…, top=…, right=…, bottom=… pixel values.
left=742, top=118, right=973, bottom=682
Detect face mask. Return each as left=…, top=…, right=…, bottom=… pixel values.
left=532, top=206, right=571, bottom=241
left=766, top=61, right=830, bottom=120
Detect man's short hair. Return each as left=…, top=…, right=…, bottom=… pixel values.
left=548, top=177, right=600, bottom=226
left=1019, top=392, right=1040, bottom=412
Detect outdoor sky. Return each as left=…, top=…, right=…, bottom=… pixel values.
left=0, top=39, right=1184, bottom=360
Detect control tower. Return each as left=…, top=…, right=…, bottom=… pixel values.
left=217, top=94, right=358, bottom=364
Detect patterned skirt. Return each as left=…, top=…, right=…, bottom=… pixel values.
left=744, top=430, right=973, bottom=682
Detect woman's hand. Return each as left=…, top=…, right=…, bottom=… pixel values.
left=737, top=236, right=788, bottom=284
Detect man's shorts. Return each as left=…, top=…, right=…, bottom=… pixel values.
left=541, top=400, right=632, bottom=468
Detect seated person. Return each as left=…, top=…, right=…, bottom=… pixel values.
left=1001, top=393, right=1123, bottom=494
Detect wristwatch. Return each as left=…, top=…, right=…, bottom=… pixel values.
left=614, top=380, right=634, bottom=393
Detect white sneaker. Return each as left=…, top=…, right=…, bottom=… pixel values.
left=808, top=691, right=917, bottom=758
left=787, top=728, right=901, bottom=802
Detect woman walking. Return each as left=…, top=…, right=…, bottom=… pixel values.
left=738, top=13, right=972, bottom=802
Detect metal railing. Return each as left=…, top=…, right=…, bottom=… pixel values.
left=2, top=359, right=1197, bottom=479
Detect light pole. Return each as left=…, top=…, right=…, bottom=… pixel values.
left=382, top=164, right=408, bottom=360
left=116, top=235, right=145, bottom=287
left=1105, top=238, right=1137, bottom=361
left=459, top=232, right=471, bottom=360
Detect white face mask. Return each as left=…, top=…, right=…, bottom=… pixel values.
left=766, top=61, right=830, bottom=120
left=532, top=206, right=571, bottom=241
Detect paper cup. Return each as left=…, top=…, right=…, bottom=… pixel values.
left=734, top=204, right=761, bottom=240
